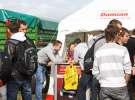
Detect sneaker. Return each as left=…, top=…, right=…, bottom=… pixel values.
left=68, top=94, right=74, bottom=99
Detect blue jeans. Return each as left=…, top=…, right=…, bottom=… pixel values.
left=77, top=73, right=92, bottom=100
left=7, top=79, right=32, bottom=100
left=35, top=64, right=47, bottom=100
left=90, top=77, right=100, bottom=100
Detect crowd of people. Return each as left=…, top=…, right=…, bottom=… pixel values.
left=62, top=19, right=135, bottom=100
left=0, top=18, right=134, bottom=100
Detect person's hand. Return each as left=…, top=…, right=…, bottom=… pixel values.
left=47, top=61, right=53, bottom=67
left=67, top=59, right=74, bottom=64
left=67, top=60, right=72, bottom=64
left=68, top=60, right=75, bottom=66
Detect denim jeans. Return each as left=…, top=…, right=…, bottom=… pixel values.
left=7, top=79, right=32, bottom=100
left=35, top=64, right=47, bottom=100
left=90, top=77, right=100, bottom=100
left=77, top=73, right=92, bottom=100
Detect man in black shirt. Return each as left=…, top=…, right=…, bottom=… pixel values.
left=125, top=29, right=135, bottom=66
left=124, top=29, right=135, bottom=100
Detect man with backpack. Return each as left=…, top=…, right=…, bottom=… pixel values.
left=83, top=19, right=123, bottom=100
left=73, top=38, right=92, bottom=100
left=5, top=19, right=37, bottom=100
left=83, top=33, right=105, bottom=100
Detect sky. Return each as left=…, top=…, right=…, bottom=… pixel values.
left=0, top=0, right=93, bottom=22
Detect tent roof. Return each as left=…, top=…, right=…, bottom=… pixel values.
left=57, top=0, right=135, bottom=55
left=0, top=9, right=38, bottom=28
left=58, top=0, right=135, bottom=33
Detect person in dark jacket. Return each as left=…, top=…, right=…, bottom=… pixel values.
left=124, top=29, right=135, bottom=100
left=6, top=19, right=35, bottom=100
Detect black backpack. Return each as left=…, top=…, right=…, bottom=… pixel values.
left=0, top=52, right=12, bottom=83
left=84, top=36, right=104, bottom=74
left=14, top=39, right=38, bottom=76
left=0, top=39, right=17, bottom=83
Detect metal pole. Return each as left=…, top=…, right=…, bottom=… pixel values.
left=54, top=64, right=57, bottom=100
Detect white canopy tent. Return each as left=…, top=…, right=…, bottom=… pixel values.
left=57, top=0, right=135, bottom=55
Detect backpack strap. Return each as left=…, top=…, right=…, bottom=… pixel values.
left=5, top=39, right=20, bottom=61
left=83, top=35, right=105, bottom=74
left=7, top=39, right=20, bottom=45
left=92, top=35, right=105, bottom=60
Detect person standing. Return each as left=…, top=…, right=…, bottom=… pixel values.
left=125, top=29, right=135, bottom=69
left=6, top=19, right=37, bottom=100
left=124, top=29, right=135, bottom=100
left=35, top=40, right=63, bottom=100
left=92, top=24, right=132, bottom=100
left=73, top=39, right=92, bottom=100
left=90, top=19, right=123, bottom=100
left=65, top=43, right=75, bottom=62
